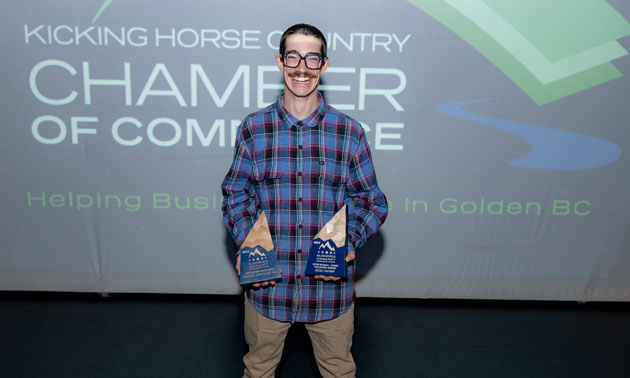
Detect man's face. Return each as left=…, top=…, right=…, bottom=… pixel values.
left=276, top=34, right=329, bottom=99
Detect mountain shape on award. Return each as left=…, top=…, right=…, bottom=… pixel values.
left=248, top=248, right=268, bottom=261
left=318, top=241, right=336, bottom=254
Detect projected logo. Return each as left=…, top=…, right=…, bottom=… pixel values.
left=408, top=0, right=630, bottom=105
left=409, top=0, right=627, bottom=170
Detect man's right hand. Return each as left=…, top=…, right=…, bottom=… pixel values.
left=236, top=254, right=277, bottom=288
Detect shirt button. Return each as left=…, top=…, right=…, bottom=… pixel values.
left=298, top=224, right=303, bottom=229
left=298, top=145, right=303, bottom=149
left=298, top=172, right=302, bottom=176
left=297, top=275, right=302, bottom=279
left=298, top=249, right=302, bottom=253
left=298, top=198, right=302, bottom=202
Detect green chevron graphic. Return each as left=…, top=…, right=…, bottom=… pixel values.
left=408, top=0, right=630, bottom=105
left=92, top=0, right=112, bottom=24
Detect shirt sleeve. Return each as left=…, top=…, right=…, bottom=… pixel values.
left=220, top=129, right=259, bottom=250
left=345, top=130, right=388, bottom=250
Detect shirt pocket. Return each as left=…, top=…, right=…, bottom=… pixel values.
left=317, top=156, right=348, bottom=182
left=253, top=159, right=288, bottom=182
left=252, top=159, right=289, bottom=212
left=317, top=158, right=348, bottom=212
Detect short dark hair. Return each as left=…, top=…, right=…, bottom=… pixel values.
left=279, top=23, right=327, bottom=59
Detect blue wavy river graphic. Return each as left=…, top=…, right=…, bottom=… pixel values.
left=437, top=99, right=622, bottom=170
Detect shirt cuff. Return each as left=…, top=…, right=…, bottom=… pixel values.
left=347, top=236, right=356, bottom=253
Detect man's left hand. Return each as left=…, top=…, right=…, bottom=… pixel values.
left=313, top=251, right=355, bottom=282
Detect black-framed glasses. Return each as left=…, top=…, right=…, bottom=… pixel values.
left=282, top=51, right=326, bottom=70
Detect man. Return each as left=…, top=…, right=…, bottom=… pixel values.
left=221, top=23, right=388, bottom=378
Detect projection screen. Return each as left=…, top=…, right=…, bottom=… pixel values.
left=1, top=0, right=629, bottom=301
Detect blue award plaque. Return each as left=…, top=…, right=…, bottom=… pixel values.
left=238, top=211, right=281, bottom=285
left=239, top=245, right=282, bottom=285
left=305, top=205, right=348, bottom=277
left=305, top=238, right=347, bottom=277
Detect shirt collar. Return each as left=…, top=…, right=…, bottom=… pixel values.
left=277, top=91, right=327, bottom=129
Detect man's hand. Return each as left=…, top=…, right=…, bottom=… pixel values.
left=235, top=254, right=278, bottom=288
left=313, top=251, right=355, bottom=282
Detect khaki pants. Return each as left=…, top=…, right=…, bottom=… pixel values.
left=243, top=297, right=356, bottom=378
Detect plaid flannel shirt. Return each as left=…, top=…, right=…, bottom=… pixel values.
left=221, top=92, right=388, bottom=323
